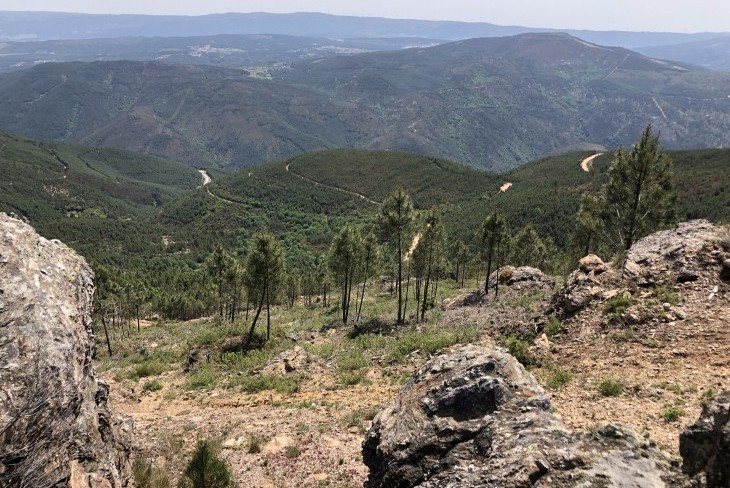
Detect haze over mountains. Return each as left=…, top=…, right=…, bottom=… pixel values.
left=0, top=11, right=725, bottom=49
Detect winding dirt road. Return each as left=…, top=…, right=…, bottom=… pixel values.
left=198, top=169, right=212, bottom=186
left=580, top=153, right=604, bottom=172
left=285, top=163, right=380, bottom=205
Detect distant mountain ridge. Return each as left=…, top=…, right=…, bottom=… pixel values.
left=0, top=11, right=725, bottom=49
left=1, top=33, right=729, bottom=171
left=0, top=34, right=444, bottom=74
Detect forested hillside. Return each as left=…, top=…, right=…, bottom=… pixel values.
left=1, top=34, right=729, bottom=171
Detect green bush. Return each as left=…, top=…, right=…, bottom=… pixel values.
left=186, top=368, right=218, bottom=391
left=653, top=286, right=679, bottom=305
left=503, top=336, right=533, bottom=367
left=605, top=294, right=635, bottom=316
left=179, top=440, right=235, bottom=488
left=597, top=379, right=623, bottom=397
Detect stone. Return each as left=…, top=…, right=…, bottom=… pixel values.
left=363, top=345, right=687, bottom=487
left=680, top=390, right=730, bottom=487
left=259, top=346, right=323, bottom=376
left=0, top=214, right=133, bottom=487
left=486, top=266, right=555, bottom=291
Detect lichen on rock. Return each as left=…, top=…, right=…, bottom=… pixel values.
left=363, top=344, right=688, bottom=487
left=0, top=213, right=134, bottom=487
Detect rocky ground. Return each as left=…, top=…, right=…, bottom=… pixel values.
left=96, top=220, right=730, bottom=487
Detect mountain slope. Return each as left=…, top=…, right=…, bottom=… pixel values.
left=637, top=35, right=730, bottom=72
left=1, top=34, right=729, bottom=172
left=0, top=133, right=200, bottom=260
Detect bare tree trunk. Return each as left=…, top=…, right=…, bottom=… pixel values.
left=245, top=291, right=266, bottom=349
left=101, top=314, right=112, bottom=356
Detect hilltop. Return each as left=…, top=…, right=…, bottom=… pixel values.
left=2, top=137, right=726, bottom=267
left=1, top=33, right=729, bottom=171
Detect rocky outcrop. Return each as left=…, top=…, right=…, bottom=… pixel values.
left=680, top=391, right=730, bottom=487
left=0, top=214, right=134, bottom=487
left=550, top=221, right=729, bottom=319
left=486, top=266, right=555, bottom=291
left=442, top=267, right=553, bottom=310
left=363, top=345, right=686, bottom=487
left=549, top=254, right=619, bottom=318
left=623, top=220, right=729, bottom=287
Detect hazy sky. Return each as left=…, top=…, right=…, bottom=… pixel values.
left=2, top=0, right=729, bottom=33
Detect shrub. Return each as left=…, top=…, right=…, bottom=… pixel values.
left=546, top=367, right=573, bottom=390
left=597, top=379, right=623, bottom=397
left=661, top=405, right=685, bottom=423
left=179, top=440, right=235, bottom=488
left=339, top=406, right=381, bottom=428
left=336, top=372, right=368, bottom=387
left=133, top=458, right=171, bottom=488
left=503, top=336, right=533, bottom=367
left=544, top=316, right=561, bottom=339
left=247, top=435, right=264, bottom=454
left=653, top=286, right=679, bottom=305
left=284, top=445, right=301, bottom=458
left=186, top=368, right=217, bottom=391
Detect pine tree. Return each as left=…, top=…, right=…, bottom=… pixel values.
left=412, top=209, right=445, bottom=322
left=480, top=212, right=508, bottom=294
left=379, top=187, right=414, bottom=325
left=600, top=125, right=677, bottom=251
left=178, top=440, right=235, bottom=488
left=510, top=223, right=547, bottom=269
left=243, top=232, right=284, bottom=348
left=329, top=225, right=364, bottom=323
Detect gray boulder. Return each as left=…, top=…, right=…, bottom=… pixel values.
left=0, top=214, right=134, bottom=487
left=363, top=345, right=687, bottom=487
left=680, top=391, right=730, bottom=487
left=549, top=254, right=619, bottom=319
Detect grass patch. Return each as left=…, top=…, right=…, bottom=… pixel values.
left=128, top=361, right=167, bottom=381
left=142, top=380, right=163, bottom=393
left=502, top=336, right=533, bottom=367
left=661, top=405, right=685, bottom=423
left=605, top=294, right=635, bottom=317
left=133, top=458, right=172, bottom=488
left=339, top=405, right=381, bottom=428
left=336, top=371, right=371, bottom=387
left=284, top=445, right=301, bottom=458
left=186, top=367, right=218, bottom=390
left=228, top=374, right=302, bottom=394
left=247, top=435, right=265, bottom=454
left=653, top=286, right=679, bottom=305
left=597, top=378, right=623, bottom=397
left=700, top=388, right=716, bottom=407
